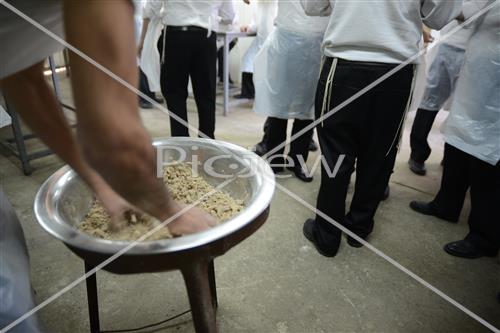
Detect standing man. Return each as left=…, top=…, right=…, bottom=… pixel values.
left=300, top=0, right=461, bottom=257
left=233, top=0, right=278, bottom=100
left=410, top=1, right=499, bottom=259
left=408, top=1, right=475, bottom=176
left=140, top=0, right=236, bottom=139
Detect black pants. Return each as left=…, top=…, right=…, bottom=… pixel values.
left=314, top=58, right=414, bottom=249
left=266, top=117, right=313, bottom=166
left=239, top=72, right=255, bottom=98
left=138, top=67, right=155, bottom=103
left=410, top=108, right=439, bottom=163
left=217, top=39, right=237, bottom=82
left=430, top=144, right=500, bottom=253
left=158, top=29, right=217, bottom=138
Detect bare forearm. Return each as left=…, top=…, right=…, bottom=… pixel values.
left=63, top=0, right=174, bottom=220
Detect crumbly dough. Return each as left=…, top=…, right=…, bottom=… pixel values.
left=78, top=163, right=244, bottom=241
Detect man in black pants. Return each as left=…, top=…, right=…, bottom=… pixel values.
left=145, top=1, right=235, bottom=139
left=300, top=0, right=460, bottom=257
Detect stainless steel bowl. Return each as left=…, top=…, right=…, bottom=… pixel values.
left=34, top=138, right=275, bottom=255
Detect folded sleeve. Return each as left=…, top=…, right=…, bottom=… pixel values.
left=421, top=0, right=462, bottom=30
left=300, top=0, right=332, bottom=17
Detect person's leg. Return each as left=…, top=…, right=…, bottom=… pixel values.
left=304, top=58, right=366, bottom=256
left=452, top=157, right=500, bottom=257
left=190, top=32, right=217, bottom=139
left=409, top=45, right=454, bottom=174
left=159, top=31, right=191, bottom=137
left=0, top=189, right=44, bottom=332
left=265, top=117, right=288, bottom=172
left=254, top=117, right=271, bottom=156
left=409, top=109, right=439, bottom=167
left=138, top=68, right=154, bottom=108
left=345, top=63, right=415, bottom=243
left=288, top=119, right=314, bottom=182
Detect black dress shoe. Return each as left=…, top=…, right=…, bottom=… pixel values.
left=409, top=201, right=458, bottom=223
left=233, top=93, right=254, bottom=100
left=287, top=166, right=313, bottom=182
left=382, top=185, right=390, bottom=201
left=272, top=166, right=284, bottom=174
left=347, top=235, right=365, bottom=248
left=139, top=100, right=154, bottom=109
left=253, top=142, right=268, bottom=157
left=309, top=140, right=319, bottom=152
left=444, top=240, right=497, bottom=259
left=153, top=95, right=164, bottom=104
left=303, top=219, right=339, bottom=257
left=408, top=158, right=426, bottom=176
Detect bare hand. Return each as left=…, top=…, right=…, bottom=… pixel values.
left=240, top=25, right=249, bottom=33
left=94, top=182, right=136, bottom=232
left=243, top=0, right=250, bottom=4
left=423, top=30, right=434, bottom=44
left=165, top=202, right=217, bottom=236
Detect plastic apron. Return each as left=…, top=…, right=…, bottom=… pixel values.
left=253, top=27, right=323, bottom=120
left=443, top=8, right=500, bottom=165
left=139, top=3, right=163, bottom=92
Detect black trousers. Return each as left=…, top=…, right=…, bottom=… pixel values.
left=138, top=67, right=155, bottom=103
left=410, top=108, right=439, bottom=163
left=430, top=144, right=500, bottom=253
left=217, top=39, right=237, bottom=81
left=314, top=58, right=415, bottom=249
left=266, top=117, right=313, bottom=166
left=158, top=30, right=217, bottom=139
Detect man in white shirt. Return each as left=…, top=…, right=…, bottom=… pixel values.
left=141, top=0, right=235, bottom=138
left=408, top=1, right=475, bottom=176
left=300, top=0, right=461, bottom=257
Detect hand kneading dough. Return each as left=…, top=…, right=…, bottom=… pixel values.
left=78, top=164, right=244, bottom=241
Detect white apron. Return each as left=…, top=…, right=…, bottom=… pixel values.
left=253, top=27, right=324, bottom=120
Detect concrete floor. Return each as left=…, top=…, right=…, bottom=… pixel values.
left=1, top=76, right=499, bottom=333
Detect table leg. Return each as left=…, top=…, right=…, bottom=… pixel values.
left=181, top=259, right=217, bottom=333
left=84, top=261, right=101, bottom=333
left=5, top=101, right=32, bottom=175
left=48, top=56, right=62, bottom=101
left=223, top=35, right=230, bottom=117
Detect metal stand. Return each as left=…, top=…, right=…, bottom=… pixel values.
left=83, top=259, right=219, bottom=333
left=0, top=55, right=72, bottom=175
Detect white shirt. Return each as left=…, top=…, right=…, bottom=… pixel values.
left=300, top=0, right=462, bottom=64
left=143, top=0, right=236, bottom=33
left=275, top=0, right=329, bottom=36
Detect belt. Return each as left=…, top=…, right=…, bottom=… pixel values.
left=166, top=25, right=207, bottom=33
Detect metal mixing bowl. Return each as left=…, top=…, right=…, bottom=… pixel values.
left=34, top=138, right=275, bottom=256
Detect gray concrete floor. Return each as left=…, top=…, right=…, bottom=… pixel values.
left=1, top=75, right=499, bottom=333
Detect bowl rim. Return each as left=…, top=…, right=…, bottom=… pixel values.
left=34, top=137, right=275, bottom=255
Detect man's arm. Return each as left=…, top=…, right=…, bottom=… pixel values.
left=300, top=0, right=332, bottom=17
left=62, top=0, right=215, bottom=232
left=1, top=62, right=131, bottom=220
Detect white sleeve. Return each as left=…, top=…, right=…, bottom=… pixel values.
left=300, top=0, right=332, bottom=17
left=143, top=0, right=163, bottom=19
left=219, top=0, right=236, bottom=24
left=462, top=0, right=492, bottom=20
left=421, top=0, right=463, bottom=30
